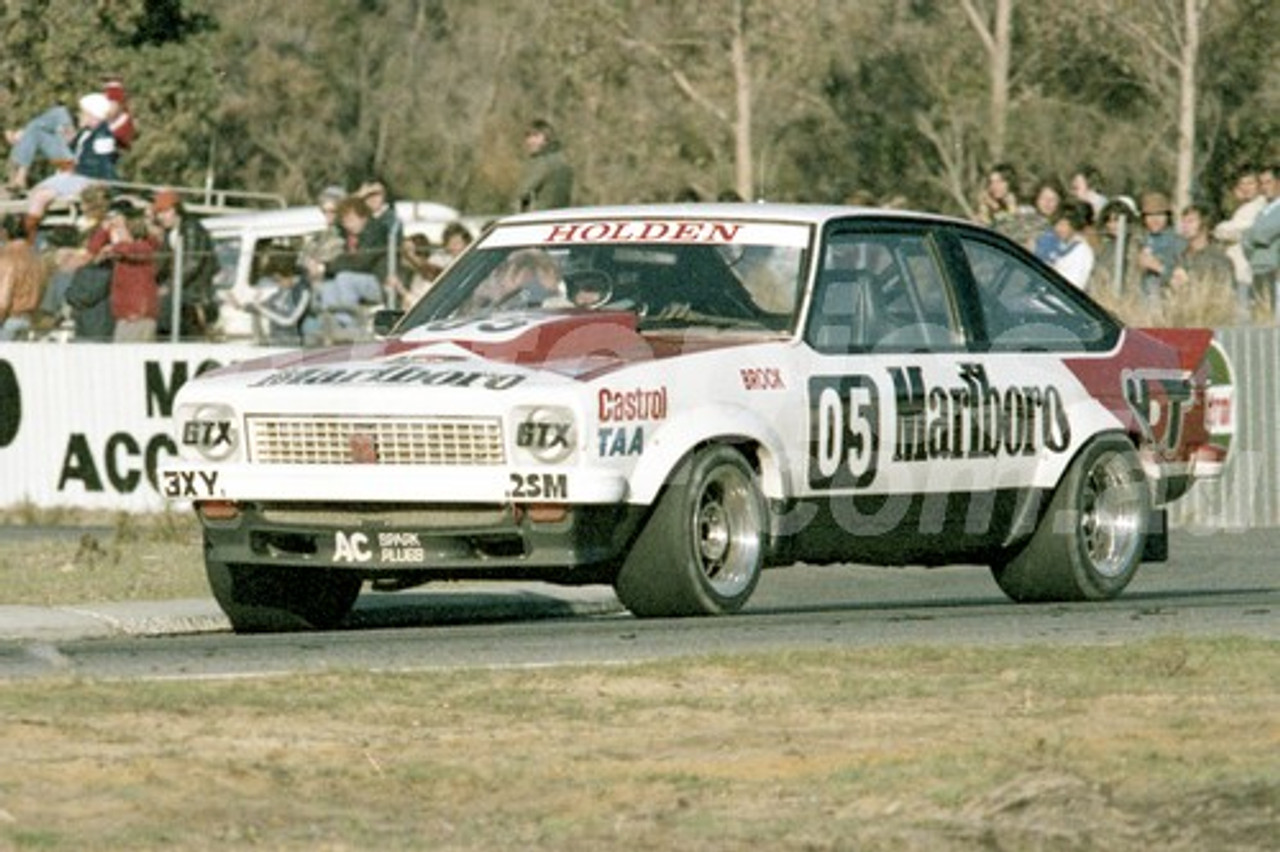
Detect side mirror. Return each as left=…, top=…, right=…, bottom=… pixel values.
left=372, top=309, right=404, bottom=337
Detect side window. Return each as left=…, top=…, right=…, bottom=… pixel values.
left=960, top=237, right=1112, bottom=351
left=212, top=236, right=242, bottom=293
left=807, top=231, right=958, bottom=353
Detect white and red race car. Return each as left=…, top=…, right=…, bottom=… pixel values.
left=164, top=204, right=1235, bottom=632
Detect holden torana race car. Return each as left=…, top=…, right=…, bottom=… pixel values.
left=164, top=204, right=1235, bottom=632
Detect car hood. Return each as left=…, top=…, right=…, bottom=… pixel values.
left=197, top=311, right=778, bottom=390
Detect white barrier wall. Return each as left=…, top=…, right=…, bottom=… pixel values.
left=1, top=336, right=1274, bottom=525
left=1168, top=326, right=1280, bottom=530
left=0, top=344, right=276, bottom=512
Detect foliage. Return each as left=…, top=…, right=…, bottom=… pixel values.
left=1, top=0, right=1276, bottom=216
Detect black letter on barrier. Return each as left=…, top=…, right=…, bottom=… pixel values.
left=146, top=361, right=187, bottom=418
left=58, top=434, right=104, bottom=493
left=0, top=360, right=19, bottom=448
left=146, top=359, right=224, bottom=418
left=145, top=433, right=178, bottom=493
left=106, top=432, right=142, bottom=493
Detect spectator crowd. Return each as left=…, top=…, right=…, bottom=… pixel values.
left=1, top=82, right=1277, bottom=343
left=972, top=161, right=1278, bottom=326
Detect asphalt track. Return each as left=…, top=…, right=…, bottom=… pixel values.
left=0, top=528, right=1275, bottom=681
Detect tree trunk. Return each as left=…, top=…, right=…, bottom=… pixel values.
left=990, top=0, right=1011, bottom=162
left=1175, top=0, right=1200, bottom=211
left=732, top=0, right=754, bottom=200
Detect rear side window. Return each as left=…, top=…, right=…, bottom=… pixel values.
left=960, top=236, right=1114, bottom=351
left=807, top=230, right=959, bottom=353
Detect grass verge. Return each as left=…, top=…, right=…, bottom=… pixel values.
left=0, top=638, right=1276, bottom=851
left=0, top=509, right=207, bottom=605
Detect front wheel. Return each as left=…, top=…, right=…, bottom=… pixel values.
left=207, top=560, right=362, bottom=633
left=614, top=445, right=767, bottom=617
left=992, top=434, right=1149, bottom=603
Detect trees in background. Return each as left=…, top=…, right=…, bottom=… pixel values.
left=1, top=0, right=1275, bottom=217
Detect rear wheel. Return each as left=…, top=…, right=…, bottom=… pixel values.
left=992, top=434, right=1149, bottom=603
left=614, top=445, right=766, bottom=617
left=207, top=560, right=362, bottom=633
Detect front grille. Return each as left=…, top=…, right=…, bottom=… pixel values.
left=247, top=415, right=505, bottom=465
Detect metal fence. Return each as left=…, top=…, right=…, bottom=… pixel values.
left=1170, top=326, right=1280, bottom=530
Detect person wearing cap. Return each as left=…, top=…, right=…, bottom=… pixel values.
left=357, top=179, right=406, bottom=304
left=67, top=93, right=119, bottom=182
left=102, top=76, right=136, bottom=151
left=19, top=93, right=121, bottom=239
left=1136, top=190, right=1186, bottom=300
left=516, top=118, right=574, bottom=212
left=152, top=188, right=219, bottom=339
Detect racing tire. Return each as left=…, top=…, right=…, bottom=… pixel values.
left=207, top=560, right=362, bottom=633
left=614, top=445, right=766, bottom=618
left=992, top=434, right=1149, bottom=603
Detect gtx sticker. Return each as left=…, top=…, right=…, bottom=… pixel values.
left=181, top=420, right=233, bottom=449
left=889, top=364, right=1070, bottom=462
left=516, top=420, right=572, bottom=451
left=508, top=472, right=568, bottom=500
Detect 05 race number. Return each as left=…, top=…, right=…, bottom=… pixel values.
left=808, top=374, right=880, bottom=490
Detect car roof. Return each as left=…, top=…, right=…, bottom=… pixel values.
left=201, top=199, right=465, bottom=240
left=495, top=202, right=970, bottom=229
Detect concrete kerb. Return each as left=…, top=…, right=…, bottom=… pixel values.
left=0, top=583, right=625, bottom=641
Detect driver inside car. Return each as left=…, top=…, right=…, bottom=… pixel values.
left=467, top=248, right=563, bottom=311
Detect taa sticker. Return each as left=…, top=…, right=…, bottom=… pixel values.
left=598, top=425, right=644, bottom=457
left=161, top=469, right=220, bottom=498
left=508, top=472, right=568, bottom=499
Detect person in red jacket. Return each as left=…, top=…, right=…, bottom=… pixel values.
left=102, top=76, right=137, bottom=151
left=89, top=202, right=159, bottom=341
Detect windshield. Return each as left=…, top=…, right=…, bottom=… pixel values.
left=397, top=218, right=812, bottom=334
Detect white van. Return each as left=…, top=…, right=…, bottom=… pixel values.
left=202, top=201, right=488, bottom=341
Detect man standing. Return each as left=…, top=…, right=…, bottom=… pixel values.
left=1213, top=165, right=1266, bottom=299
left=516, top=119, right=573, bottom=212
left=1171, top=204, right=1235, bottom=295
left=1136, top=191, right=1186, bottom=301
left=1243, top=164, right=1280, bottom=320
left=152, top=189, right=218, bottom=340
